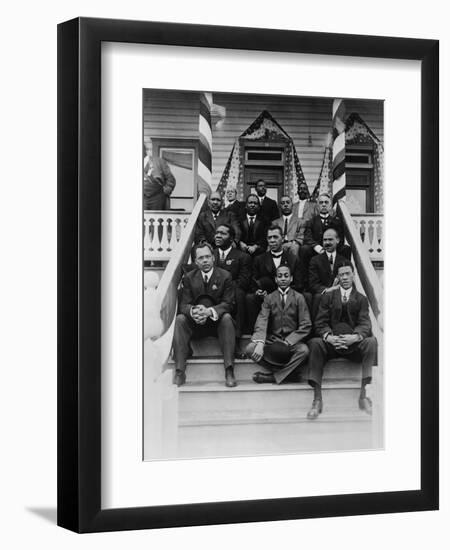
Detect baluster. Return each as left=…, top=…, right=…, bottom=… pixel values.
left=367, top=220, right=375, bottom=253
left=159, top=218, right=170, bottom=252
left=376, top=219, right=383, bottom=254
left=168, top=218, right=178, bottom=251
left=150, top=218, right=160, bottom=251
left=143, top=213, right=152, bottom=257
left=359, top=219, right=366, bottom=246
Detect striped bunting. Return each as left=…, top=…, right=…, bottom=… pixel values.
left=198, top=92, right=213, bottom=197
left=331, top=99, right=346, bottom=205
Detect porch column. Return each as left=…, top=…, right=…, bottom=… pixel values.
left=198, top=92, right=213, bottom=196
left=332, top=98, right=347, bottom=205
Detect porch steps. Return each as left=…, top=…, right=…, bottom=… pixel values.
left=170, top=335, right=376, bottom=459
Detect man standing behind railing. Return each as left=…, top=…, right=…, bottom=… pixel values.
left=143, top=139, right=176, bottom=210
left=173, top=242, right=237, bottom=388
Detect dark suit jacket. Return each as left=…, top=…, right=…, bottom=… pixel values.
left=314, top=288, right=372, bottom=339
left=179, top=267, right=235, bottom=319
left=303, top=214, right=345, bottom=248
left=259, top=195, right=280, bottom=223
left=213, top=248, right=252, bottom=291
left=143, top=157, right=176, bottom=209
left=308, top=251, right=347, bottom=294
left=238, top=215, right=268, bottom=254
left=252, top=288, right=311, bottom=346
left=225, top=200, right=246, bottom=219
left=194, top=209, right=241, bottom=246
left=252, top=250, right=304, bottom=293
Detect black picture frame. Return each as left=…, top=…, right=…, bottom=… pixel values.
left=57, top=17, right=439, bottom=533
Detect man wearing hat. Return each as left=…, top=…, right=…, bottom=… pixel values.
left=306, top=261, right=377, bottom=419
left=245, top=224, right=304, bottom=331
left=245, top=265, right=311, bottom=384
left=173, top=242, right=237, bottom=387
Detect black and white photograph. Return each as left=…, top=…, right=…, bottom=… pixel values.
left=142, top=89, right=384, bottom=460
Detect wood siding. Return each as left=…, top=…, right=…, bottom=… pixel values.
left=143, top=89, right=383, bottom=191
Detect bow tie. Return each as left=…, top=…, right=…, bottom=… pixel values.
left=271, top=252, right=283, bottom=258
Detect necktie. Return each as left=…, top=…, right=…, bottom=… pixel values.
left=220, top=250, right=225, bottom=262
left=203, top=274, right=209, bottom=292
left=248, top=217, right=255, bottom=240
left=329, top=254, right=333, bottom=266
left=281, top=292, right=286, bottom=308
left=283, top=217, right=288, bottom=237
left=342, top=293, right=348, bottom=303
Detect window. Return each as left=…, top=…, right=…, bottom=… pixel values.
left=345, top=146, right=374, bottom=213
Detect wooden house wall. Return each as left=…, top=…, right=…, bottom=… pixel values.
left=143, top=89, right=383, bottom=192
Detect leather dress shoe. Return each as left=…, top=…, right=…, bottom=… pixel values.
left=225, top=367, right=237, bottom=388
left=235, top=351, right=247, bottom=360
left=359, top=396, right=373, bottom=415
left=173, top=371, right=186, bottom=387
left=307, top=399, right=323, bottom=420
left=252, top=371, right=276, bottom=384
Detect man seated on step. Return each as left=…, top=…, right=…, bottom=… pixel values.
left=213, top=223, right=252, bottom=355
left=273, top=195, right=304, bottom=261
left=173, top=242, right=237, bottom=388
left=299, top=193, right=351, bottom=289
left=238, top=194, right=268, bottom=258
left=194, top=191, right=241, bottom=248
left=245, top=224, right=304, bottom=331
left=308, top=227, right=348, bottom=319
left=306, top=260, right=377, bottom=419
left=245, top=264, right=311, bottom=384
left=224, top=187, right=246, bottom=219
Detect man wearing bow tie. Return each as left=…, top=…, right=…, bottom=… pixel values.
left=245, top=224, right=304, bottom=331
left=308, top=227, right=347, bottom=318
left=306, top=261, right=377, bottom=419
left=213, top=224, right=252, bottom=348
left=299, top=193, right=351, bottom=289
left=173, top=242, right=237, bottom=387
left=195, top=191, right=241, bottom=247
left=245, top=264, right=311, bottom=384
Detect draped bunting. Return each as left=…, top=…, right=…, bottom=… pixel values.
left=311, top=112, right=384, bottom=213
left=216, top=110, right=307, bottom=201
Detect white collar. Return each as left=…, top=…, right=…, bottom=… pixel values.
left=327, top=250, right=336, bottom=259
left=247, top=213, right=256, bottom=220
left=219, top=247, right=232, bottom=258
left=278, top=287, right=290, bottom=295
left=283, top=213, right=292, bottom=221
left=340, top=286, right=352, bottom=299
left=271, top=250, right=283, bottom=257
left=202, top=269, right=214, bottom=281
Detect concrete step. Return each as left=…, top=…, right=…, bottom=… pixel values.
left=178, top=381, right=364, bottom=420
left=176, top=418, right=376, bottom=459
left=171, top=358, right=362, bottom=383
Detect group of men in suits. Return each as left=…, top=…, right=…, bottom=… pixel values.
left=172, top=179, right=377, bottom=418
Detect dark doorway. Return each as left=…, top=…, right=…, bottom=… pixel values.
left=244, top=167, right=284, bottom=203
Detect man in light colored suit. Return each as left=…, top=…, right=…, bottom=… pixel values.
left=273, top=195, right=304, bottom=260
left=292, top=182, right=319, bottom=224
left=245, top=264, right=311, bottom=384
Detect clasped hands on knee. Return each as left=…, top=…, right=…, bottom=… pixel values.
left=326, top=333, right=360, bottom=350
left=190, top=305, right=212, bottom=325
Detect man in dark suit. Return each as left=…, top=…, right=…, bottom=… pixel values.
left=245, top=265, right=311, bottom=384
left=224, top=187, right=246, bottom=219
left=213, top=224, right=252, bottom=344
left=308, top=227, right=347, bottom=318
left=255, top=179, right=280, bottom=223
left=194, top=191, right=241, bottom=247
left=143, top=139, right=176, bottom=210
left=306, top=261, right=377, bottom=419
left=245, top=224, right=304, bottom=331
left=173, top=242, right=237, bottom=387
left=299, top=193, right=351, bottom=288
left=238, top=194, right=268, bottom=257
left=273, top=195, right=304, bottom=260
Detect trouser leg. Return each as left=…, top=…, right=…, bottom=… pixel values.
left=234, top=287, right=246, bottom=338
left=358, top=336, right=377, bottom=381
left=299, top=245, right=315, bottom=291
left=307, top=337, right=334, bottom=386
left=273, top=342, right=309, bottom=384
left=173, top=314, right=194, bottom=373
left=216, top=313, right=236, bottom=368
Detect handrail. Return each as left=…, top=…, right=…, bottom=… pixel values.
left=337, top=200, right=383, bottom=330
left=155, top=193, right=207, bottom=335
